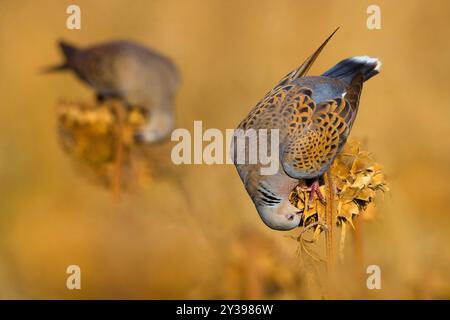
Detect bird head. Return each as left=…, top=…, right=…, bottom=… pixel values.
left=256, top=198, right=302, bottom=231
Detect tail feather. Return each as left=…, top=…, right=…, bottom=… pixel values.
left=39, top=63, right=69, bottom=74
left=40, top=40, right=79, bottom=74
left=59, top=40, right=78, bottom=61
left=323, top=56, right=381, bottom=83
left=273, top=27, right=340, bottom=90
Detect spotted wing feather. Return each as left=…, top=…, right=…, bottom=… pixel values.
left=281, top=74, right=363, bottom=179
left=235, top=85, right=317, bottom=197
left=239, top=27, right=340, bottom=132
left=238, top=84, right=314, bottom=132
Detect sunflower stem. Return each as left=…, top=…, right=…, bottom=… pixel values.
left=111, top=99, right=125, bottom=203
left=324, top=171, right=337, bottom=294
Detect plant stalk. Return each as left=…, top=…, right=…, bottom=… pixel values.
left=111, top=100, right=125, bottom=203
left=324, top=171, right=336, bottom=282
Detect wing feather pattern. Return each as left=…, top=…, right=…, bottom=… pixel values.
left=281, top=73, right=363, bottom=179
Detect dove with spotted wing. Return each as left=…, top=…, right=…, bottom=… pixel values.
left=234, top=28, right=381, bottom=230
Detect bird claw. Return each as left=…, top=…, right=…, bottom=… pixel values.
left=296, top=180, right=326, bottom=211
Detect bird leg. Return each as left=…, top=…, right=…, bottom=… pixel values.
left=297, top=179, right=326, bottom=210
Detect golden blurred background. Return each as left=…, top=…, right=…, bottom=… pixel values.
left=0, top=0, right=449, bottom=299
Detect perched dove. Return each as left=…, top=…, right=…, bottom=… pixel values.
left=45, top=40, right=180, bottom=143
left=234, top=29, right=381, bottom=230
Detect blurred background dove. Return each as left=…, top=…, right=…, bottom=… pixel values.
left=0, top=0, right=450, bottom=299
left=45, top=39, right=180, bottom=143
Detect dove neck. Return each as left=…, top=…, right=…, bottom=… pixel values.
left=254, top=170, right=299, bottom=201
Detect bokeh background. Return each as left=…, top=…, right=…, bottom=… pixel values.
left=0, top=0, right=449, bottom=299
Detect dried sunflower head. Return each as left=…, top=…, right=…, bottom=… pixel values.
left=289, top=139, right=388, bottom=229
left=56, top=99, right=152, bottom=189
left=57, top=99, right=146, bottom=159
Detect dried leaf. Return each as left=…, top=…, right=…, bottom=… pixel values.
left=355, top=187, right=376, bottom=201
left=351, top=171, right=372, bottom=189
left=338, top=201, right=359, bottom=227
